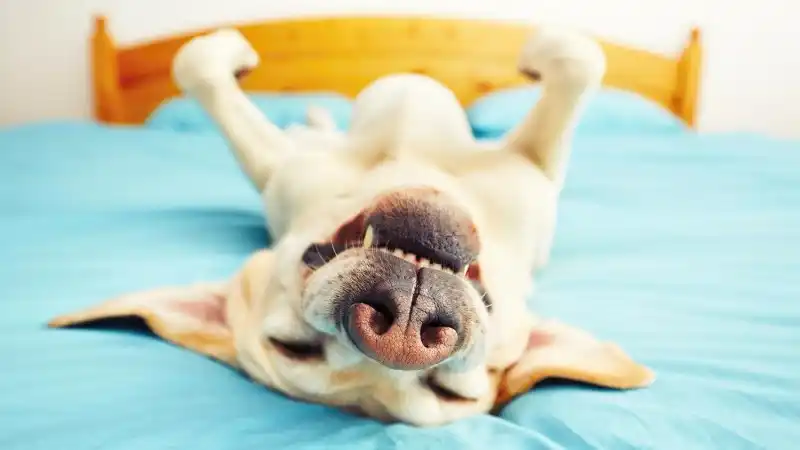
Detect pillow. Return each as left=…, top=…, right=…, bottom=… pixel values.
left=145, top=93, right=353, bottom=132
left=467, top=86, right=688, bottom=140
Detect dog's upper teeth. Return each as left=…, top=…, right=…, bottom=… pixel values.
left=380, top=248, right=453, bottom=273
left=363, top=225, right=375, bottom=248
left=461, top=264, right=470, bottom=276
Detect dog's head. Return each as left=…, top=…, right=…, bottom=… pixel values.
left=49, top=187, right=654, bottom=425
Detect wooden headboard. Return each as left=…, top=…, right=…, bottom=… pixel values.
left=91, top=15, right=702, bottom=127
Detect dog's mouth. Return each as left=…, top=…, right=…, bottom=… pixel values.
left=301, top=187, right=481, bottom=277
left=300, top=187, right=490, bottom=370
left=302, top=222, right=473, bottom=276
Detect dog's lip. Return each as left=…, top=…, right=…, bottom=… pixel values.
left=301, top=233, right=467, bottom=277
left=304, top=203, right=471, bottom=273
left=304, top=207, right=469, bottom=273
left=302, top=240, right=466, bottom=281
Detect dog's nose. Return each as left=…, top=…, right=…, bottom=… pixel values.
left=344, top=268, right=464, bottom=370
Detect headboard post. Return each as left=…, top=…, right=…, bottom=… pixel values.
left=91, top=16, right=125, bottom=123
left=677, top=27, right=702, bottom=128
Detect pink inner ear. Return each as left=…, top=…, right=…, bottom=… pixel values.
left=526, top=329, right=554, bottom=350
left=169, top=294, right=227, bottom=327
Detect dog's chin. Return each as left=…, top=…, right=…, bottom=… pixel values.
left=300, top=245, right=489, bottom=374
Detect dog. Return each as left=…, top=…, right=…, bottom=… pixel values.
left=49, top=24, right=654, bottom=426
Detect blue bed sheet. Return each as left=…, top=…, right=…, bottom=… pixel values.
left=1, top=121, right=799, bottom=449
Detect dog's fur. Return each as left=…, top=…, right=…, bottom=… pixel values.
left=49, top=25, right=654, bottom=426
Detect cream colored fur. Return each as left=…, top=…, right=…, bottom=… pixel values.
left=50, top=24, right=654, bottom=427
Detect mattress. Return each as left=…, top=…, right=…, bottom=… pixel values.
left=1, top=121, right=799, bottom=449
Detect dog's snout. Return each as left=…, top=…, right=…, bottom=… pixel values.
left=343, top=265, right=468, bottom=370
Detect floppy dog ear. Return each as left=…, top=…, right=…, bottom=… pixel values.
left=495, top=319, right=655, bottom=406
left=48, top=282, right=238, bottom=366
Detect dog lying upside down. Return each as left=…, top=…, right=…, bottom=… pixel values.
left=49, top=25, right=654, bottom=426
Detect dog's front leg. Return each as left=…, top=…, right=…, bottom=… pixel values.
left=504, top=28, right=606, bottom=187
left=172, top=30, right=292, bottom=192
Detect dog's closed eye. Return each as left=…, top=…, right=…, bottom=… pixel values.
left=269, top=337, right=325, bottom=361
left=423, top=375, right=478, bottom=402
left=301, top=243, right=349, bottom=269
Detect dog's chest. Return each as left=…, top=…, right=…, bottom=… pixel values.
left=464, top=160, right=557, bottom=252
left=263, top=153, right=359, bottom=237
left=265, top=155, right=464, bottom=239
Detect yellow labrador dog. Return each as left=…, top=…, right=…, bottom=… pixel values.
left=49, top=25, right=654, bottom=426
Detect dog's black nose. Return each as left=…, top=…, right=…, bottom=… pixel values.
left=342, top=261, right=467, bottom=371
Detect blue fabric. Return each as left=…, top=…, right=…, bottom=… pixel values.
left=467, top=87, right=688, bottom=139
left=145, top=93, right=353, bottom=132
left=1, top=121, right=799, bottom=449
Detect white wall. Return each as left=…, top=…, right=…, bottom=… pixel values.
left=1, top=0, right=798, bottom=138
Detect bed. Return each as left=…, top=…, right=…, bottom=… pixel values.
left=2, top=15, right=799, bottom=450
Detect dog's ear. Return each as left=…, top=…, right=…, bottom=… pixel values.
left=495, top=319, right=655, bottom=407
left=48, top=282, right=238, bottom=366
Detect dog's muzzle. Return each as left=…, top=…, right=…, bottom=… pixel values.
left=305, top=187, right=482, bottom=370
left=350, top=188, right=479, bottom=369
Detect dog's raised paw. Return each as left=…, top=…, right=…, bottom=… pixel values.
left=518, top=26, right=606, bottom=86
left=172, top=28, right=260, bottom=93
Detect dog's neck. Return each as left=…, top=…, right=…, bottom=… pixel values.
left=268, top=149, right=477, bottom=240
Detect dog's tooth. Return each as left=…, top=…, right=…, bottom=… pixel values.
left=393, top=249, right=405, bottom=258
left=431, top=263, right=442, bottom=271
left=419, top=258, right=431, bottom=268
left=404, top=253, right=416, bottom=263
left=461, top=264, right=470, bottom=276
left=362, top=226, right=375, bottom=248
